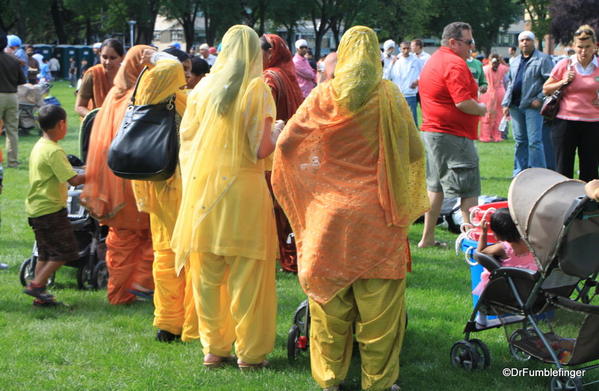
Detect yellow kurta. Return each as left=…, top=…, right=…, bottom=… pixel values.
left=131, top=59, right=198, bottom=340
left=172, top=25, right=278, bottom=364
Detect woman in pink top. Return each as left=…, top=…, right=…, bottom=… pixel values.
left=479, top=54, right=509, bottom=142
left=472, top=208, right=537, bottom=296
left=543, top=25, right=599, bottom=182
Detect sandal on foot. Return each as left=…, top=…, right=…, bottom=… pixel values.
left=238, top=360, right=269, bottom=371
left=203, top=354, right=236, bottom=369
left=23, top=282, right=48, bottom=299
left=418, top=240, right=448, bottom=249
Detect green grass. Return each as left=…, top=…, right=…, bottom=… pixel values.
left=0, top=82, right=595, bottom=390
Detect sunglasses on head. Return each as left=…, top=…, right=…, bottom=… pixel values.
left=574, top=28, right=594, bottom=37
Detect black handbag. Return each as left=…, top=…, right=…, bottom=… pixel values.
left=540, top=89, right=564, bottom=120
left=108, top=67, right=178, bottom=181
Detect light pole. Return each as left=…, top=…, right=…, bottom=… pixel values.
left=128, top=20, right=137, bottom=48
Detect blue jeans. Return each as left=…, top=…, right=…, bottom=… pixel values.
left=509, top=106, right=546, bottom=176
left=542, top=120, right=556, bottom=170
left=405, top=95, right=418, bottom=127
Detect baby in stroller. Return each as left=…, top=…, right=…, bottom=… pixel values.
left=472, top=208, right=538, bottom=323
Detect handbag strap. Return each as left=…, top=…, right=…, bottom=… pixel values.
left=555, top=58, right=573, bottom=93
left=129, top=66, right=176, bottom=109
left=130, top=66, right=149, bottom=105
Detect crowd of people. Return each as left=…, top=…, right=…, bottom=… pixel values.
left=0, top=18, right=598, bottom=390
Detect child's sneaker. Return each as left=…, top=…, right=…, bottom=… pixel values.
left=23, top=281, right=48, bottom=299
left=32, top=297, right=61, bottom=307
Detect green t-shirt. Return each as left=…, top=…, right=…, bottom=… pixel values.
left=467, top=58, right=488, bottom=88
left=26, top=138, right=76, bottom=218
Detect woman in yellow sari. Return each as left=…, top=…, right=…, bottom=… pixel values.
left=131, top=49, right=199, bottom=342
left=81, top=45, right=155, bottom=305
left=272, top=26, right=429, bottom=390
left=171, top=25, right=278, bottom=369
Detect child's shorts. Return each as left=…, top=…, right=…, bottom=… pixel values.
left=28, top=208, right=79, bottom=262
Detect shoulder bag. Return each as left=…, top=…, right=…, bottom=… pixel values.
left=108, top=67, right=178, bottom=181
left=540, top=59, right=571, bottom=120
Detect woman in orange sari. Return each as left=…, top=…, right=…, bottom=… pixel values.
left=261, top=33, right=304, bottom=272
left=272, top=26, right=429, bottom=390
left=75, top=39, right=124, bottom=118
left=81, top=45, right=154, bottom=305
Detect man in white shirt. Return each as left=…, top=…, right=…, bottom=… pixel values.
left=384, top=41, right=423, bottom=125
left=198, top=43, right=217, bottom=67
left=381, top=39, right=395, bottom=77
left=411, top=39, right=431, bottom=65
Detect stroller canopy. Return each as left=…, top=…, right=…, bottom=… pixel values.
left=508, top=168, right=596, bottom=275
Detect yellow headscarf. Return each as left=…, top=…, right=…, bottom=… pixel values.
left=171, top=25, right=273, bottom=271
left=331, top=26, right=382, bottom=112
left=131, top=58, right=187, bottom=236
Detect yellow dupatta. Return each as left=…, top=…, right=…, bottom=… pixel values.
left=171, top=25, right=275, bottom=272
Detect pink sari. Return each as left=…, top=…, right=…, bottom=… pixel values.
left=479, top=64, right=508, bottom=142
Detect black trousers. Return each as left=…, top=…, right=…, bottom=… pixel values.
left=551, top=119, right=599, bottom=182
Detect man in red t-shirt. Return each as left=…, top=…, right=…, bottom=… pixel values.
left=417, top=22, right=487, bottom=248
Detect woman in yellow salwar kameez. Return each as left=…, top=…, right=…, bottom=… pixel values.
left=131, top=50, right=199, bottom=343
left=171, top=25, right=279, bottom=369
left=272, top=26, right=429, bottom=390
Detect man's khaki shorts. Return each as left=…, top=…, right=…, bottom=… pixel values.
left=422, top=131, right=481, bottom=199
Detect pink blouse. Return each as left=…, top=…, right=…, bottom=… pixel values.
left=472, top=241, right=538, bottom=296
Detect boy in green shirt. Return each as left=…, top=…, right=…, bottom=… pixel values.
left=24, top=105, right=85, bottom=306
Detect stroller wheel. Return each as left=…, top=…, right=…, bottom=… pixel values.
left=19, top=258, right=35, bottom=286
left=508, top=329, right=532, bottom=361
left=450, top=340, right=482, bottom=371
left=92, top=261, right=108, bottom=290
left=468, top=339, right=491, bottom=368
left=76, top=262, right=95, bottom=290
left=19, top=256, right=55, bottom=287
left=287, top=325, right=300, bottom=362
left=550, top=375, right=583, bottom=391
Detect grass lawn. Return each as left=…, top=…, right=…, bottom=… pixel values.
left=0, top=81, right=594, bottom=391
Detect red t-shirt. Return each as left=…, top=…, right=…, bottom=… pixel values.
left=419, top=47, right=480, bottom=140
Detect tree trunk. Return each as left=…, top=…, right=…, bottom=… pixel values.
left=181, top=16, right=195, bottom=52
left=50, top=0, right=67, bottom=44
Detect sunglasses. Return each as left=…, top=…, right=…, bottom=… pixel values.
left=455, top=38, right=474, bottom=45
left=574, top=28, right=594, bottom=37
left=299, top=46, right=308, bottom=49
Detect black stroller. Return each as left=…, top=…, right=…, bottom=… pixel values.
left=451, top=168, right=599, bottom=390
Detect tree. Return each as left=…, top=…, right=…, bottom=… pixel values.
left=519, top=0, right=550, bottom=51
left=161, top=0, right=203, bottom=51
left=269, top=0, right=310, bottom=49
left=355, top=0, right=433, bottom=42
left=550, top=0, right=599, bottom=45
left=427, top=0, right=521, bottom=56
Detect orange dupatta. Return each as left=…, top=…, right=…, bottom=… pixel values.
left=80, top=45, right=153, bottom=229
left=85, top=64, right=112, bottom=110
left=271, top=27, right=429, bottom=304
